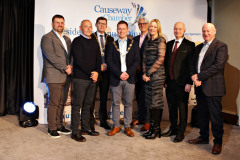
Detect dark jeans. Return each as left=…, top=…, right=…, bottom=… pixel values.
left=47, top=76, right=70, bottom=130
left=71, top=79, right=96, bottom=134
left=166, top=79, right=189, bottom=136
left=196, top=86, right=224, bottom=145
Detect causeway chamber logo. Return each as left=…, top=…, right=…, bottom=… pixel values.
left=63, top=3, right=148, bottom=38
left=94, top=2, right=147, bottom=24
left=94, top=3, right=147, bottom=38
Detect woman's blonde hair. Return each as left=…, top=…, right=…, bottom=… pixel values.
left=148, top=19, right=163, bottom=39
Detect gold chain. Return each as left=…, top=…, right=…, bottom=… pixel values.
left=93, top=33, right=108, bottom=57
left=113, top=39, right=134, bottom=55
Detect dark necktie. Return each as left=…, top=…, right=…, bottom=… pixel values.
left=169, top=41, right=179, bottom=80
left=100, top=35, right=104, bottom=49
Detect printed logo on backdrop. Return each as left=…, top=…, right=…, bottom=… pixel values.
left=94, top=3, right=147, bottom=38
left=63, top=3, right=147, bottom=38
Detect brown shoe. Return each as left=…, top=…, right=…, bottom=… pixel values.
left=124, top=127, right=134, bottom=137
left=212, top=144, right=222, bottom=154
left=188, top=137, right=209, bottom=144
left=107, top=127, right=120, bottom=136
left=140, top=123, right=150, bottom=131
left=130, top=120, right=138, bottom=128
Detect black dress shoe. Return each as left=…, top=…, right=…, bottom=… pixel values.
left=161, top=129, right=177, bottom=137
left=100, top=123, right=111, bottom=130
left=81, top=130, right=100, bottom=136
left=173, top=135, right=184, bottom=143
left=71, top=133, right=86, bottom=142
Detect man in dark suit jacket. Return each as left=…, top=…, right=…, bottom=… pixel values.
left=107, top=21, right=140, bottom=137
left=41, top=15, right=72, bottom=138
left=131, top=17, right=149, bottom=131
left=163, top=22, right=195, bottom=142
left=90, top=17, right=114, bottom=130
left=188, top=23, right=228, bottom=155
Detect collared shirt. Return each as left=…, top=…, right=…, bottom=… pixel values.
left=53, top=30, right=68, bottom=53
left=139, top=32, right=148, bottom=48
left=118, top=38, right=128, bottom=72
left=80, top=33, right=91, bottom=39
left=197, top=38, right=214, bottom=73
left=172, top=37, right=184, bottom=52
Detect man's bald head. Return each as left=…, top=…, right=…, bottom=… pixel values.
left=80, top=20, right=92, bottom=38
left=174, top=22, right=186, bottom=40
left=202, top=23, right=216, bottom=42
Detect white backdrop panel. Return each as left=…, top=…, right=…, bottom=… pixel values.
left=34, top=0, right=207, bottom=124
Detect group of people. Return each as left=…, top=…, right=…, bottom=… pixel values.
left=41, top=14, right=228, bottom=155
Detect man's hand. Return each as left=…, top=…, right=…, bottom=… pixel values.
left=101, top=63, right=107, bottom=72
left=194, top=80, right=202, bottom=87
left=142, top=74, right=150, bottom=82
left=120, top=72, right=129, bottom=81
left=185, top=84, right=191, bottom=92
left=191, top=74, right=198, bottom=82
left=90, top=71, right=98, bottom=83
left=65, top=65, right=72, bottom=75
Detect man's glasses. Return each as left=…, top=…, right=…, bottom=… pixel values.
left=138, top=23, right=148, bottom=26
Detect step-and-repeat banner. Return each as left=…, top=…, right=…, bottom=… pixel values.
left=34, top=0, right=207, bottom=124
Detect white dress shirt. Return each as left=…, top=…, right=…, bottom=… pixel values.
left=118, top=38, right=128, bottom=72
left=197, top=38, right=214, bottom=73
left=53, top=30, right=68, bottom=53
left=172, top=37, right=184, bottom=51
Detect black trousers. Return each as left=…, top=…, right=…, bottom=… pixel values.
left=72, top=79, right=96, bottom=134
left=90, top=70, right=110, bottom=128
left=195, top=86, right=224, bottom=145
left=135, top=78, right=147, bottom=122
left=47, top=76, right=71, bottom=130
left=166, top=79, right=189, bottom=136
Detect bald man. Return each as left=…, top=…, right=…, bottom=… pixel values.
left=163, top=22, right=195, bottom=142
left=188, top=23, right=228, bottom=154
left=71, top=20, right=102, bottom=142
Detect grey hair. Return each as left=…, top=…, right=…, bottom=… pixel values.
left=138, top=17, right=149, bottom=24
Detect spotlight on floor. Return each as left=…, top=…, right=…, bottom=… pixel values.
left=19, top=102, right=39, bottom=128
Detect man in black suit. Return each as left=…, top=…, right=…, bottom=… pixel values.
left=163, top=22, right=195, bottom=142
left=106, top=21, right=140, bottom=137
left=131, top=17, right=149, bottom=131
left=188, top=23, right=228, bottom=155
left=90, top=17, right=114, bottom=130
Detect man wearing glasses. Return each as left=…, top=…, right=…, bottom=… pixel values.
left=90, top=17, right=114, bottom=130
left=131, top=17, right=150, bottom=132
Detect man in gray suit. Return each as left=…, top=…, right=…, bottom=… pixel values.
left=41, top=14, right=72, bottom=138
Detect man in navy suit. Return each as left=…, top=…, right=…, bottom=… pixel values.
left=163, top=22, right=195, bottom=142
left=188, top=23, right=228, bottom=155
left=131, top=17, right=149, bottom=131
left=107, top=21, right=140, bottom=137
left=90, top=17, right=114, bottom=130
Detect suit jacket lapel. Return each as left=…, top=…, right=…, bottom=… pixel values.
left=201, top=38, right=217, bottom=63
left=196, top=43, right=204, bottom=70
left=51, top=30, right=67, bottom=53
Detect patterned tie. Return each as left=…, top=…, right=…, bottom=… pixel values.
left=169, top=41, right=179, bottom=80
left=100, top=35, right=104, bottom=49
